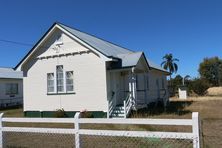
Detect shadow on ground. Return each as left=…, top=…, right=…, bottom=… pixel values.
left=0, top=105, right=22, bottom=111
left=131, top=101, right=193, bottom=117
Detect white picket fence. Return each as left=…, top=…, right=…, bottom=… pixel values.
left=0, top=112, right=200, bottom=148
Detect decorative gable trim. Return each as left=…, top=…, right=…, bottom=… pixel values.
left=38, top=50, right=92, bottom=60
left=15, top=23, right=112, bottom=71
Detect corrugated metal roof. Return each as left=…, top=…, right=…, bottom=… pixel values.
left=0, top=67, right=23, bottom=79
left=58, top=23, right=169, bottom=73
left=15, top=22, right=169, bottom=73
left=59, top=23, right=133, bottom=57
left=117, top=52, right=143, bottom=67
left=146, top=59, right=168, bottom=72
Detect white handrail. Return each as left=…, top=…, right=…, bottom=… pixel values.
left=107, top=92, right=116, bottom=118
left=124, top=92, right=133, bottom=118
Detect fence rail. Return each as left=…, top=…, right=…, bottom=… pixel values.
left=0, top=112, right=200, bottom=148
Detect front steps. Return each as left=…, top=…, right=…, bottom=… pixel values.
left=110, top=105, right=125, bottom=118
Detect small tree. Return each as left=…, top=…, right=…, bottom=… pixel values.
left=167, top=75, right=183, bottom=96
left=54, top=108, right=66, bottom=118
left=199, top=57, right=222, bottom=86
left=190, top=78, right=210, bottom=96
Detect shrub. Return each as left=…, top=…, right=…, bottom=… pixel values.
left=54, top=108, right=66, bottom=118
left=190, top=78, right=210, bottom=96
left=80, top=110, right=94, bottom=118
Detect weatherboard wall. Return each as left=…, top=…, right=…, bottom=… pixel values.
left=0, top=78, right=23, bottom=101
left=22, top=29, right=108, bottom=113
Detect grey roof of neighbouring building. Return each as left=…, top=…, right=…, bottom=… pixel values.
left=59, top=23, right=168, bottom=73
left=0, top=67, right=23, bottom=79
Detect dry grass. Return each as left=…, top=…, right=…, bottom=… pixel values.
left=206, top=87, right=222, bottom=96
left=170, top=96, right=222, bottom=101
left=1, top=98, right=222, bottom=147
left=167, top=98, right=222, bottom=147
left=0, top=107, right=23, bottom=117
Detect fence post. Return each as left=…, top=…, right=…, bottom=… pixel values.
left=0, top=113, right=4, bottom=148
left=74, top=112, right=80, bottom=148
left=192, top=112, right=200, bottom=148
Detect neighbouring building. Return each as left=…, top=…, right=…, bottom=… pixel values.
left=0, top=67, right=23, bottom=107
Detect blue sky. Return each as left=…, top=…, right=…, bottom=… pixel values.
left=0, top=0, right=221, bottom=78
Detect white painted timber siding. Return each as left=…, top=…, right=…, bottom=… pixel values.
left=107, top=68, right=168, bottom=107
left=22, top=29, right=108, bottom=112
left=145, top=69, right=168, bottom=104
left=0, top=79, right=23, bottom=102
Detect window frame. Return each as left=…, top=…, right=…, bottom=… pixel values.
left=56, top=65, right=64, bottom=93
left=147, top=76, right=149, bottom=90
left=161, top=77, right=165, bottom=89
left=5, top=83, right=19, bottom=95
left=66, top=71, right=74, bottom=93
left=47, top=73, right=55, bottom=93
left=47, top=65, right=75, bottom=95
left=156, top=79, right=159, bottom=89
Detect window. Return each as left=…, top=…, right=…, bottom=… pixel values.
left=66, top=71, right=74, bottom=92
left=56, top=65, right=64, bottom=92
left=47, top=65, right=74, bottom=94
left=6, top=83, right=18, bottom=95
left=47, top=73, right=54, bottom=93
left=146, top=75, right=149, bottom=90
left=162, top=77, right=165, bottom=89
left=156, top=79, right=159, bottom=89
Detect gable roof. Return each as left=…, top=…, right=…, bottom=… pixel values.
left=15, top=22, right=169, bottom=74
left=59, top=23, right=133, bottom=58
left=0, top=67, right=23, bottom=79
left=146, top=59, right=169, bottom=73
left=116, top=52, right=143, bottom=67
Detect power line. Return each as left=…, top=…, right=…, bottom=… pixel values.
left=0, top=38, right=75, bottom=48
left=0, top=38, right=57, bottom=51
left=0, top=39, right=33, bottom=47
left=0, top=38, right=81, bottom=52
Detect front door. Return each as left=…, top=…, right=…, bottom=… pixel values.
left=156, top=79, right=160, bottom=98
left=136, top=73, right=146, bottom=105
left=120, top=74, right=130, bottom=104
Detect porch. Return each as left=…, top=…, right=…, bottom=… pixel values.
left=107, top=66, right=168, bottom=118
left=107, top=67, right=147, bottom=118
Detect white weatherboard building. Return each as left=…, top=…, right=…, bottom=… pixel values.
left=15, top=23, right=170, bottom=118
left=0, top=68, right=23, bottom=107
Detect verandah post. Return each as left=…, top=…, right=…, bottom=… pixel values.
left=192, top=112, right=200, bottom=148
left=74, top=112, right=81, bottom=148
left=0, top=113, right=4, bottom=148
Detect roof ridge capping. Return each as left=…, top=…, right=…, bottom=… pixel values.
left=56, top=22, right=135, bottom=52
left=15, top=22, right=170, bottom=74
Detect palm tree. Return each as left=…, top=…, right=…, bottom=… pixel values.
left=161, top=53, right=179, bottom=81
